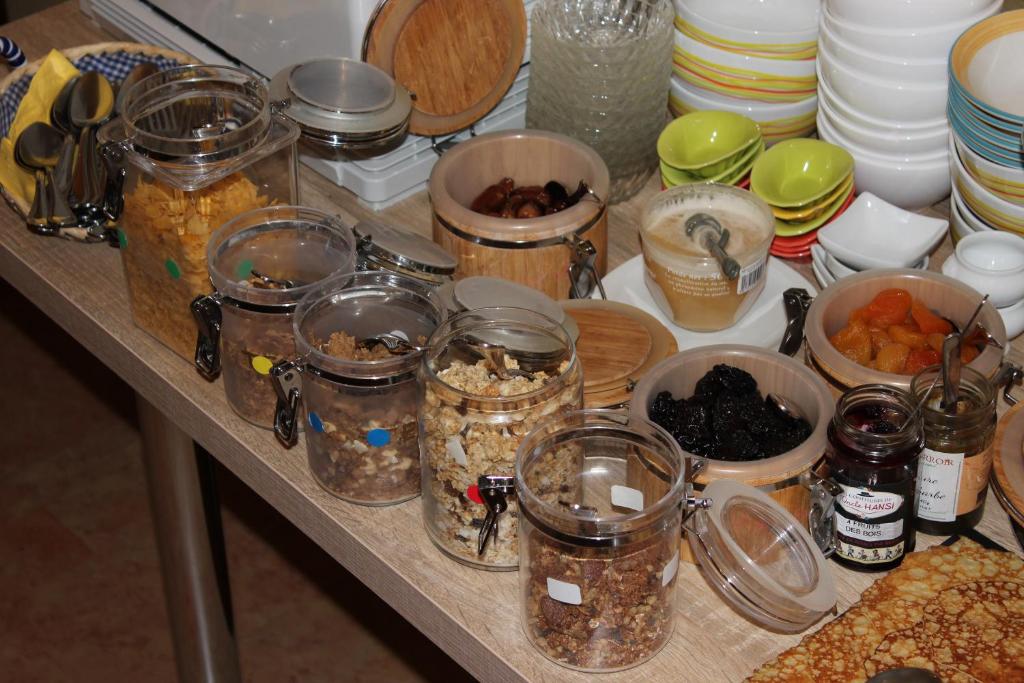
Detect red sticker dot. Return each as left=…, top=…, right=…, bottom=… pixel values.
left=466, top=484, right=482, bottom=505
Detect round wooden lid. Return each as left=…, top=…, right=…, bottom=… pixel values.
left=992, top=402, right=1024, bottom=525
left=362, top=0, right=527, bottom=136
left=561, top=300, right=678, bottom=408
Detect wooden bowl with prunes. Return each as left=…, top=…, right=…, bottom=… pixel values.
left=631, top=345, right=834, bottom=561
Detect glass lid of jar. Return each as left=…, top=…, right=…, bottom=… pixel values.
left=207, top=206, right=358, bottom=308
left=687, top=478, right=836, bottom=633
left=270, top=58, right=412, bottom=138
left=121, top=65, right=273, bottom=163
left=354, top=218, right=456, bottom=275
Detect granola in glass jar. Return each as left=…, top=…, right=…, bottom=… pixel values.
left=421, top=358, right=582, bottom=568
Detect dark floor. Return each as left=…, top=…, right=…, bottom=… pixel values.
left=0, top=280, right=473, bottom=682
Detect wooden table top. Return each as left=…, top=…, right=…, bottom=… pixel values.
left=2, top=4, right=1022, bottom=681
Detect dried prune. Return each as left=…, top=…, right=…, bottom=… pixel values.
left=648, top=365, right=812, bottom=462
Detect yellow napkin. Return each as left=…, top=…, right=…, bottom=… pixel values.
left=0, top=49, right=80, bottom=208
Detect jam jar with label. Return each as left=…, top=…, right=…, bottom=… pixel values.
left=910, top=366, right=996, bottom=535
left=826, top=384, right=924, bottom=572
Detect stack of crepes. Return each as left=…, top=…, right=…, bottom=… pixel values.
left=0, top=50, right=80, bottom=209
left=748, top=537, right=1024, bottom=682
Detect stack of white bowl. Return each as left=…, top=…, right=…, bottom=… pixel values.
left=815, top=0, right=1003, bottom=210
left=670, top=0, right=820, bottom=146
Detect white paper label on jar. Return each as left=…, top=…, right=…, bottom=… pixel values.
left=546, top=577, right=582, bottom=605
left=445, top=436, right=467, bottom=467
left=835, top=511, right=904, bottom=542
left=837, top=485, right=903, bottom=520
left=736, top=256, right=767, bottom=295
left=914, top=448, right=965, bottom=522
left=611, top=485, right=644, bottom=512
left=662, top=550, right=680, bottom=587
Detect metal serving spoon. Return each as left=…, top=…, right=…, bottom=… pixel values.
left=16, top=122, right=75, bottom=230
left=357, top=332, right=427, bottom=355
left=69, top=72, right=114, bottom=213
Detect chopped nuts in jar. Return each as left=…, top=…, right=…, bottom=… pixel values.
left=523, top=526, right=678, bottom=670
left=421, top=358, right=582, bottom=567
left=220, top=305, right=295, bottom=427
left=119, top=173, right=273, bottom=358
left=303, top=330, right=423, bottom=504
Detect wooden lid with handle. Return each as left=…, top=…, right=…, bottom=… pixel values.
left=362, top=0, right=527, bottom=137
left=561, top=300, right=678, bottom=409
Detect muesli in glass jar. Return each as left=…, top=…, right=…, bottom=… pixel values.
left=419, top=308, right=583, bottom=569
left=191, top=206, right=357, bottom=428
left=477, top=411, right=838, bottom=671
left=271, top=272, right=443, bottom=505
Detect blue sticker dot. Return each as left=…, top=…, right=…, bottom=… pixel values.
left=308, top=412, right=324, bottom=433
left=366, top=428, right=390, bottom=447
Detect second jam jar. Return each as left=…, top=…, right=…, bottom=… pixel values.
left=910, top=366, right=997, bottom=535
left=826, top=384, right=924, bottom=572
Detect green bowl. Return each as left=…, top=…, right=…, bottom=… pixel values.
left=750, top=138, right=854, bottom=208
left=657, top=110, right=762, bottom=171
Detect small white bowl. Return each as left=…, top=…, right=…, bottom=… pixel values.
left=670, top=76, right=818, bottom=122
left=951, top=181, right=997, bottom=232
left=818, top=20, right=947, bottom=82
left=818, top=97, right=948, bottom=156
left=950, top=194, right=979, bottom=243
left=949, top=133, right=1024, bottom=229
left=817, top=124, right=951, bottom=209
left=674, top=30, right=817, bottom=79
left=675, top=0, right=820, bottom=46
left=997, top=297, right=1024, bottom=339
left=817, top=45, right=948, bottom=122
left=817, top=74, right=947, bottom=131
left=822, top=3, right=1003, bottom=60
left=816, top=113, right=946, bottom=164
left=823, top=249, right=857, bottom=279
left=817, top=192, right=948, bottom=269
left=953, top=130, right=1024, bottom=191
left=826, top=0, right=999, bottom=30
left=810, top=246, right=837, bottom=287
left=941, top=231, right=1024, bottom=307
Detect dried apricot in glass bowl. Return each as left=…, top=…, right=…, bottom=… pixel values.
left=804, top=269, right=1007, bottom=393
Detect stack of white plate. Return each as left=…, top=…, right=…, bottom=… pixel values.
left=669, top=0, right=820, bottom=146
left=816, top=0, right=1003, bottom=209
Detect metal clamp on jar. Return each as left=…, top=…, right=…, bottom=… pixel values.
left=189, top=206, right=357, bottom=428
left=476, top=410, right=837, bottom=671
left=268, top=272, right=444, bottom=506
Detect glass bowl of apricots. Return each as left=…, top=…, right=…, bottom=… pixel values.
left=803, top=269, right=1007, bottom=393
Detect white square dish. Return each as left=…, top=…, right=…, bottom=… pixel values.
left=817, top=192, right=948, bottom=269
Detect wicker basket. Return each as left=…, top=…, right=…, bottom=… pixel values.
left=0, top=41, right=194, bottom=224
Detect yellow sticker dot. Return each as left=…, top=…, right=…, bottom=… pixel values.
left=251, top=355, right=273, bottom=375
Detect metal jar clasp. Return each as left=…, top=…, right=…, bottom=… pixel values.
left=476, top=475, right=515, bottom=555
left=270, top=360, right=303, bottom=448
left=190, top=293, right=224, bottom=380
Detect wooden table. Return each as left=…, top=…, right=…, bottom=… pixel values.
left=3, top=4, right=1023, bottom=682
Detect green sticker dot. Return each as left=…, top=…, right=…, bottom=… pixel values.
left=117, top=229, right=127, bottom=249
left=165, top=259, right=181, bottom=279
left=236, top=259, right=254, bottom=280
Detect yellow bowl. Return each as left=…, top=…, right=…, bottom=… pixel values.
left=657, top=110, right=761, bottom=171
left=673, top=60, right=817, bottom=104
left=774, top=182, right=854, bottom=237
left=673, top=49, right=818, bottom=89
left=751, top=138, right=855, bottom=207
left=771, top=174, right=853, bottom=220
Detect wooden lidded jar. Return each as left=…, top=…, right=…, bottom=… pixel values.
left=428, top=129, right=611, bottom=300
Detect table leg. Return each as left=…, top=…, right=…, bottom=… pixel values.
left=137, top=395, right=242, bottom=683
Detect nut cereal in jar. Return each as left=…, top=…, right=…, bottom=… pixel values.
left=270, top=272, right=443, bottom=505
left=191, top=206, right=357, bottom=428
left=419, top=308, right=583, bottom=570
